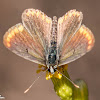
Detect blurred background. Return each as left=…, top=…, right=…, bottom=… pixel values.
left=0, top=0, right=99, bottom=100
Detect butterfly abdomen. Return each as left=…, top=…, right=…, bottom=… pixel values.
left=46, top=16, right=58, bottom=68
left=48, top=47, right=57, bottom=64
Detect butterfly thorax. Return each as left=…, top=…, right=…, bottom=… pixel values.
left=46, top=16, right=58, bottom=74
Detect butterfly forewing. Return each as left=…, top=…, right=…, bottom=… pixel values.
left=58, top=25, right=95, bottom=66
left=57, top=9, right=83, bottom=52
left=3, top=23, right=46, bottom=65
left=22, top=9, right=52, bottom=52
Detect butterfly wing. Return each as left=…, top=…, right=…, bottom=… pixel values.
left=57, top=10, right=95, bottom=66
left=57, top=9, right=83, bottom=50
left=3, top=23, right=46, bottom=65
left=22, top=9, right=52, bottom=52
left=3, top=9, right=53, bottom=66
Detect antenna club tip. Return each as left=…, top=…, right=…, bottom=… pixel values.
left=24, top=89, right=29, bottom=94
left=74, top=84, right=80, bottom=88
left=24, top=91, right=27, bottom=94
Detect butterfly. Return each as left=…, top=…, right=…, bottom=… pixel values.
left=3, top=9, right=95, bottom=81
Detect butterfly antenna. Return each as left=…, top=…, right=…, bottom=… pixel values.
left=24, top=71, right=45, bottom=93
left=56, top=69, right=79, bottom=88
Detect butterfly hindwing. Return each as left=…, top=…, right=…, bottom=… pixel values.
left=58, top=25, right=95, bottom=66
left=3, top=23, right=46, bottom=65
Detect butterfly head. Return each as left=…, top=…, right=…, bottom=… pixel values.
left=44, top=64, right=63, bottom=80
left=47, top=65, right=57, bottom=74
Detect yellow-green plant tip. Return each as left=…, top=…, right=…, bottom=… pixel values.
left=51, top=65, right=88, bottom=100
left=73, top=79, right=88, bottom=100
left=51, top=65, right=73, bottom=100
left=57, top=84, right=72, bottom=97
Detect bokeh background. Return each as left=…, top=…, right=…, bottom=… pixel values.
left=0, top=0, right=99, bottom=100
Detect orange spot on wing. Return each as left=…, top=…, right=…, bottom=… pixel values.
left=83, top=30, right=87, bottom=35
left=7, top=42, right=11, bottom=47
left=83, top=28, right=94, bottom=50
left=88, top=40, right=92, bottom=44
left=14, top=28, right=19, bottom=33
left=85, top=33, right=89, bottom=38
left=6, top=30, right=16, bottom=43
left=11, top=30, right=15, bottom=37
left=78, top=26, right=94, bottom=51
left=79, top=27, right=84, bottom=33
left=6, top=37, right=10, bottom=42
left=18, top=25, right=23, bottom=32
left=87, top=45, right=92, bottom=50
left=87, top=36, right=91, bottom=41
left=8, top=33, right=13, bottom=39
